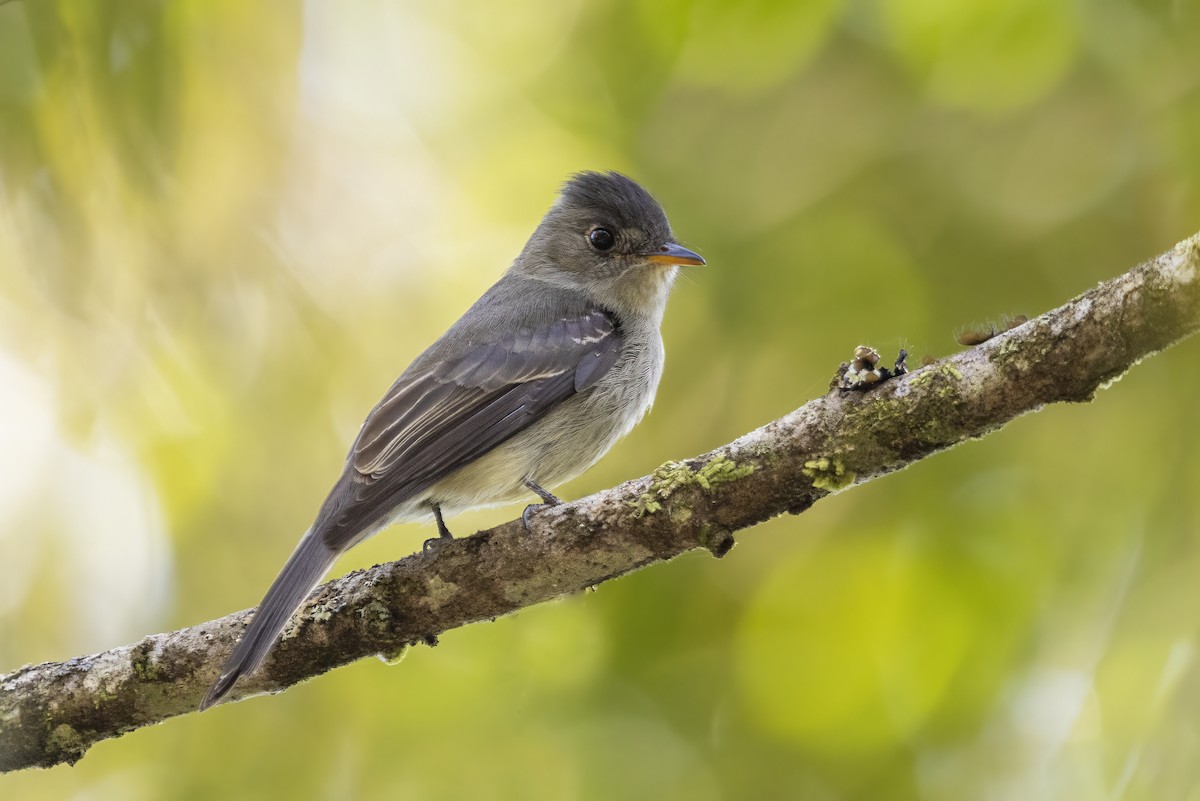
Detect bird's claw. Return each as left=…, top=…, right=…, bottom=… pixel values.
left=522, top=503, right=555, bottom=531
left=422, top=536, right=451, bottom=553
left=521, top=480, right=562, bottom=531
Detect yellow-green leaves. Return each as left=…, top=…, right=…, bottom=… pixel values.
left=881, top=0, right=1079, bottom=111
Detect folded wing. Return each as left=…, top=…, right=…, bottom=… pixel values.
left=317, top=309, right=621, bottom=548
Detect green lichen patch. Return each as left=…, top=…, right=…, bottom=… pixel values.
left=420, top=576, right=459, bottom=612
left=130, top=641, right=160, bottom=682
left=910, top=362, right=963, bottom=387
left=802, top=456, right=856, bottom=492
left=986, top=331, right=1053, bottom=372
left=628, top=455, right=756, bottom=518
left=46, top=723, right=85, bottom=764
left=695, top=454, right=756, bottom=489
left=669, top=505, right=693, bottom=524
left=279, top=621, right=300, bottom=641
left=357, top=600, right=392, bottom=634
left=990, top=336, right=1023, bottom=361
left=279, top=602, right=335, bottom=641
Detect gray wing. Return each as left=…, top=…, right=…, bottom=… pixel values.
left=316, top=309, right=621, bottom=549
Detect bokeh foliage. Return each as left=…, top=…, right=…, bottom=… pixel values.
left=2, top=1, right=1200, bottom=798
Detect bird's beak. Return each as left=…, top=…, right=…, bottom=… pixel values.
left=642, top=242, right=706, bottom=267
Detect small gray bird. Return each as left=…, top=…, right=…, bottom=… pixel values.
left=200, top=172, right=704, bottom=709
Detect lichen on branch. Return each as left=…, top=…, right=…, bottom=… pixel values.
left=1, top=233, right=1198, bottom=774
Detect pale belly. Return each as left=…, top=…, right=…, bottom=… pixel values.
left=405, top=333, right=665, bottom=519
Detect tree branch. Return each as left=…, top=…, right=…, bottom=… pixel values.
left=3, top=233, right=1199, bottom=773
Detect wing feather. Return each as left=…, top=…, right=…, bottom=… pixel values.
left=319, top=309, right=620, bottom=546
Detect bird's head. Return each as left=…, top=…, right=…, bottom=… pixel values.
left=515, top=171, right=704, bottom=316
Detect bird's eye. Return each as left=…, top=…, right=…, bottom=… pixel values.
left=588, top=228, right=615, bottom=251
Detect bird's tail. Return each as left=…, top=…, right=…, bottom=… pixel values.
left=200, top=530, right=338, bottom=710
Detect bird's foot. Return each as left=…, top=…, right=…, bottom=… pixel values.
left=522, top=481, right=562, bottom=531
left=521, top=503, right=554, bottom=530
left=422, top=536, right=449, bottom=553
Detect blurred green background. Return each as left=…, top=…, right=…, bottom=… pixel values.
left=2, top=0, right=1199, bottom=798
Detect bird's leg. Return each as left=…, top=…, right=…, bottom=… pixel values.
left=432, top=503, right=454, bottom=539
left=526, top=481, right=562, bottom=505
left=522, top=480, right=563, bottom=530
left=422, top=503, right=454, bottom=552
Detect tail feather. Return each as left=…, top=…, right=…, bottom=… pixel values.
left=200, top=532, right=338, bottom=710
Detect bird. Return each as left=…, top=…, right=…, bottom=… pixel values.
left=200, top=171, right=705, bottom=710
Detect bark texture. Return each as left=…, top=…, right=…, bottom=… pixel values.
left=2, top=233, right=1198, bottom=773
